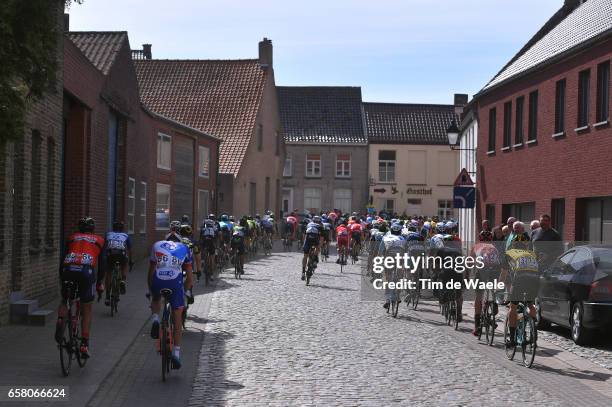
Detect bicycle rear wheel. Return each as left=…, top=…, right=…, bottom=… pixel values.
left=521, top=316, right=537, bottom=368
left=74, top=314, right=87, bottom=368
left=504, top=315, right=516, bottom=360
left=392, top=300, right=399, bottom=318
left=161, top=317, right=168, bottom=381
left=58, top=318, right=72, bottom=376
left=486, top=302, right=496, bottom=346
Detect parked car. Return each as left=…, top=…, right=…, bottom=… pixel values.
left=536, top=245, right=612, bottom=345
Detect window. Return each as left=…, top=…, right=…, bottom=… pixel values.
left=552, top=198, right=565, bottom=239
left=275, top=130, right=280, bottom=156
left=257, top=124, right=263, bottom=151
left=334, top=189, right=352, bottom=214
left=596, top=61, right=610, bottom=123
left=304, top=187, right=321, bottom=213
left=30, top=130, right=41, bottom=245
left=438, top=200, right=453, bottom=219
left=156, top=183, right=170, bottom=230
left=46, top=138, right=56, bottom=244
left=249, top=182, right=257, bottom=215
left=198, top=190, right=209, bottom=228
left=283, top=154, right=292, bottom=177
left=555, top=79, right=566, bottom=134
left=382, top=199, right=395, bottom=213
left=127, top=178, right=135, bottom=234
left=528, top=90, right=538, bottom=141
left=515, top=96, right=524, bottom=145
left=140, top=182, right=147, bottom=233
left=157, top=133, right=171, bottom=169
left=198, top=146, right=210, bottom=178
left=488, top=108, right=496, bottom=151
left=578, top=69, right=590, bottom=128
left=486, top=204, right=496, bottom=226
left=378, top=150, right=396, bottom=182
left=305, top=153, right=321, bottom=177
left=336, top=153, right=351, bottom=177
left=265, top=177, right=270, bottom=211
left=503, top=101, right=512, bottom=148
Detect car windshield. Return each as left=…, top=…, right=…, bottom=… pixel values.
left=592, top=248, right=612, bottom=272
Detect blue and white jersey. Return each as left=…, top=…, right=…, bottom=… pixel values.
left=429, top=234, right=446, bottom=250
left=150, top=240, right=192, bottom=281
left=305, top=222, right=321, bottom=236
left=200, top=220, right=217, bottom=238
left=379, top=234, right=405, bottom=254
left=219, top=221, right=233, bottom=232
left=322, top=222, right=331, bottom=231
left=105, top=232, right=131, bottom=252
left=261, top=217, right=273, bottom=228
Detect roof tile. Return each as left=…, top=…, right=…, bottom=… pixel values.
left=67, top=31, right=128, bottom=75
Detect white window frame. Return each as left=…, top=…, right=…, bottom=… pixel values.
left=438, top=200, right=453, bottom=219
left=336, top=153, right=351, bottom=178
left=383, top=199, right=395, bottom=213
left=378, top=150, right=396, bottom=182
left=156, top=183, right=171, bottom=230
left=305, top=153, right=321, bottom=177
left=157, top=133, right=172, bottom=170
left=198, top=145, right=210, bottom=178
left=304, top=187, right=322, bottom=212
left=283, top=154, right=292, bottom=177
left=127, top=178, right=135, bottom=234
left=140, top=181, right=147, bottom=234
left=334, top=188, right=352, bottom=214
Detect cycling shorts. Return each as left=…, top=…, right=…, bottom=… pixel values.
left=303, top=234, right=320, bottom=254
left=151, top=274, right=184, bottom=310
left=61, top=265, right=96, bottom=303
left=285, top=223, right=295, bottom=235
left=221, top=229, right=231, bottom=244
left=337, top=236, right=349, bottom=248
left=231, top=237, right=245, bottom=254
left=201, top=237, right=216, bottom=255
left=351, top=232, right=361, bottom=244
left=106, top=249, right=128, bottom=267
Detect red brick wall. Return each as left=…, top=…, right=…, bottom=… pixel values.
left=477, top=37, right=612, bottom=240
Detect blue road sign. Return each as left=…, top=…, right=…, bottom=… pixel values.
left=453, top=186, right=475, bottom=209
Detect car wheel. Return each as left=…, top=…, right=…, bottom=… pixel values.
left=534, top=297, right=550, bottom=330
left=571, top=302, right=592, bottom=345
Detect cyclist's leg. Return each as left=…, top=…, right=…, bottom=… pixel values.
left=77, top=266, right=96, bottom=355
left=507, top=302, right=518, bottom=344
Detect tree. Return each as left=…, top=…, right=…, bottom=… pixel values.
left=0, top=0, right=83, bottom=144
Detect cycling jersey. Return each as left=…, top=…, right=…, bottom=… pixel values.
left=231, top=226, right=246, bottom=254
left=303, top=222, right=321, bottom=254
left=64, top=233, right=105, bottom=267
left=105, top=232, right=131, bottom=252
left=150, top=240, right=192, bottom=309
left=349, top=223, right=362, bottom=233
left=379, top=234, right=405, bottom=255
left=201, top=221, right=217, bottom=239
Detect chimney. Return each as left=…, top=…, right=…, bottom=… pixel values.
left=258, top=38, right=273, bottom=68
left=143, top=44, right=152, bottom=60
left=454, top=93, right=468, bottom=115
left=63, top=13, right=69, bottom=32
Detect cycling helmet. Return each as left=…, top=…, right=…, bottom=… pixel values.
left=270, top=213, right=275, bottom=219
left=313, top=215, right=322, bottom=223
left=255, top=214, right=261, bottom=219
left=170, top=220, right=181, bottom=232
left=406, top=231, right=422, bottom=241
left=390, top=223, right=402, bottom=235
left=435, top=223, right=446, bottom=234
left=181, top=214, right=191, bottom=225
left=220, top=214, right=229, bottom=222
left=423, top=221, right=431, bottom=230
left=112, top=220, right=124, bottom=232
left=229, top=215, right=235, bottom=222
left=179, top=224, right=192, bottom=237
left=78, top=216, right=95, bottom=233
left=239, top=218, right=247, bottom=227
left=321, top=214, right=328, bottom=221
left=208, top=213, right=216, bottom=220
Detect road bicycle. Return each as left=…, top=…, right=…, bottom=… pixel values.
left=158, top=288, right=176, bottom=382
left=263, top=232, right=273, bottom=256
left=350, top=239, right=360, bottom=264
left=304, top=247, right=317, bottom=286
left=504, top=293, right=537, bottom=368
left=385, top=267, right=401, bottom=318
left=440, top=285, right=459, bottom=330
left=321, top=241, right=329, bottom=262
left=338, top=244, right=347, bottom=273
left=58, top=280, right=87, bottom=376
left=477, top=287, right=498, bottom=346
left=108, top=261, right=121, bottom=316
left=231, top=247, right=243, bottom=279
left=217, top=245, right=230, bottom=273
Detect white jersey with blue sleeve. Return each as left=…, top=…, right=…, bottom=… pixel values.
left=150, top=240, right=193, bottom=281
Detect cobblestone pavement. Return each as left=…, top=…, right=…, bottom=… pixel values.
left=537, top=327, right=612, bottom=371
left=187, top=247, right=612, bottom=406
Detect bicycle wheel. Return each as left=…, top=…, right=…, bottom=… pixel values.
left=486, top=302, right=496, bottom=346
left=521, top=316, right=537, bottom=368
left=411, top=273, right=421, bottom=310
left=161, top=315, right=168, bottom=381
left=74, top=314, right=87, bottom=368
left=504, top=314, right=516, bottom=360
left=454, top=300, right=459, bottom=330
left=58, top=317, right=72, bottom=376
left=110, top=275, right=118, bottom=317
left=392, top=300, right=399, bottom=318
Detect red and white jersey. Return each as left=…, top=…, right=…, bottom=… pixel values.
left=349, top=223, right=362, bottom=233
left=63, top=233, right=105, bottom=267
left=286, top=216, right=297, bottom=224
left=336, top=225, right=349, bottom=238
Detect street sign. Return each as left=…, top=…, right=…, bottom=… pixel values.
left=373, top=188, right=386, bottom=193
left=454, top=168, right=474, bottom=186
left=453, top=186, right=475, bottom=209
left=366, top=205, right=375, bottom=214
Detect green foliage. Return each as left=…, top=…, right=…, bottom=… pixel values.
left=0, top=1, right=82, bottom=144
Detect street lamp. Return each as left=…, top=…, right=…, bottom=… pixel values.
left=446, top=119, right=474, bottom=151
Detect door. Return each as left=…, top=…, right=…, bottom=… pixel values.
left=108, top=112, right=119, bottom=229
left=540, top=250, right=574, bottom=324
left=282, top=188, right=293, bottom=214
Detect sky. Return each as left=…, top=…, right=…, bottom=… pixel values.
left=67, top=0, right=562, bottom=104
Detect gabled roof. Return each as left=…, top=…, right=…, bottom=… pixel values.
left=277, top=86, right=366, bottom=144
left=481, top=0, right=612, bottom=94
left=135, top=59, right=266, bottom=175
left=67, top=32, right=128, bottom=75
left=363, top=102, right=457, bottom=145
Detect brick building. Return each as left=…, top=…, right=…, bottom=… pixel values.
left=475, top=0, right=612, bottom=241
left=278, top=87, right=368, bottom=214
left=364, top=102, right=460, bottom=217
left=0, top=0, right=64, bottom=324
left=135, top=38, right=284, bottom=218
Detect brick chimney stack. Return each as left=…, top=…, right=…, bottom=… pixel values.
left=143, top=44, right=152, bottom=60
left=258, top=38, right=273, bottom=68
left=454, top=93, right=468, bottom=115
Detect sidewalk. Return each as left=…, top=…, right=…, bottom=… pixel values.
left=0, top=259, right=153, bottom=406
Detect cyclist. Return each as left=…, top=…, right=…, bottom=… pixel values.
left=301, top=215, right=322, bottom=280
left=336, top=219, right=350, bottom=265
left=246, top=216, right=257, bottom=252
left=200, top=216, right=218, bottom=277
left=320, top=215, right=332, bottom=258
left=349, top=217, right=363, bottom=259
left=148, top=233, right=194, bottom=369
left=380, top=223, right=406, bottom=309
left=55, top=217, right=105, bottom=359
left=261, top=213, right=274, bottom=246
left=231, top=218, right=247, bottom=274
left=102, top=220, right=132, bottom=306
left=179, top=223, right=201, bottom=279
left=218, top=215, right=233, bottom=255
left=285, top=212, right=298, bottom=242
left=470, top=242, right=501, bottom=335
left=165, top=220, right=182, bottom=242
